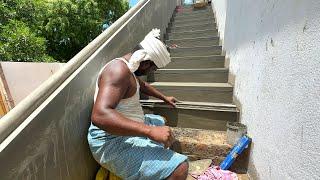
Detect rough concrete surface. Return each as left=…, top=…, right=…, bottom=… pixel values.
left=213, top=0, right=320, bottom=179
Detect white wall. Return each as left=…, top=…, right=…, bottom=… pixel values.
left=211, top=0, right=227, bottom=43
left=213, top=0, right=320, bottom=179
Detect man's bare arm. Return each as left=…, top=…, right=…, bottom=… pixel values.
left=138, top=77, right=178, bottom=107
left=91, top=62, right=174, bottom=147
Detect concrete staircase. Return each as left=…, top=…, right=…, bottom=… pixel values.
left=141, top=5, right=249, bottom=178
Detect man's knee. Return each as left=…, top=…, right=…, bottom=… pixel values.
left=168, top=161, right=189, bottom=180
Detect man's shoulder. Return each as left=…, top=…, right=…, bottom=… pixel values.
left=101, top=59, right=131, bottom=82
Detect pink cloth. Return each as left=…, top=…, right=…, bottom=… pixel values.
left=191, top=166, right=238, bottom=180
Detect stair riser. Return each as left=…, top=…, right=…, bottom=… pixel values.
left=169, top=23, right=216, bottom=32
left=174, top=14, right=213, bottom=23
left=149, top=86, right=233, bottom=103
left=170, top=46, right=222, bottom=56
left=173, top=15, right=214, bottom=23
left=173, top=17, right=214, bottom=25
left=173, top=142, right=230, bottom=160
left=166, top=37, right=219, bottom=47
left=175, top=9, right=212, bottom=17
left=167, top=31, right=218, bottom=39
left=166, top=58, right=225, bottom=69
left=175, top=6, right=210, bottom=11
left=148, top=71, right=228, bottom=83
left=171, top=20, right=215, bottom=27
left=168, top=56, right=225, bottom=68
left=142, top=106, right=237, bottom=130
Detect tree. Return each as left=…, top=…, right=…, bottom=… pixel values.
left=43, top=0, right=129, bottom=62
left=0, top=20, right=54, bottom=62
left=0, top=0, right=129, bottom=62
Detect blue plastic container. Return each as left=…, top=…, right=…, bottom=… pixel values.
left=220, top=135, right=251, bottom=170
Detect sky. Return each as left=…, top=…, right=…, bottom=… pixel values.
left=129, top=0, right=139, bottom=8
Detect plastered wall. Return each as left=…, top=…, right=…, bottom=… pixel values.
left=213, top=0, right=320, bottom=179
left=211, top=0, right=227, bottom=43
left=0, top=62, right=64, bottom=106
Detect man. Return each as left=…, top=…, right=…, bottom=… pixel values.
left=88, top=29, right=188, bottom=180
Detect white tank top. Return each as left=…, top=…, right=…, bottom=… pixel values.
left=94, top=58, right=145, bottom=123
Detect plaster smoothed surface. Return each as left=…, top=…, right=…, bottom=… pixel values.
left=213, top=0, right=320, bottom=179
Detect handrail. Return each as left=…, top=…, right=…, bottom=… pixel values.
left=0, top=0, right=148, bottom=143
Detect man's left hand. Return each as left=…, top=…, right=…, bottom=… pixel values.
left=163, top=96, right=179, bottom=108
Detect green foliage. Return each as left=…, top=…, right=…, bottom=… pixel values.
left=0, top=20, right=54, bottom=62
left=0, top=0, right=129, bottom=62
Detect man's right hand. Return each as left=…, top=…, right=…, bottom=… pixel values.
left=147, top=126, right=175, bottom=148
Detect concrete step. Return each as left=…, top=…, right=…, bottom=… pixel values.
left=175, top=8, right=212, bottom=16
left=174, top=11, right=213, bottom=20
left=176, top=6, right=210, bottom=12
left=170, top=45, right=222, bottom=57
left=171, top=127, right=231, bottom=160
left=173, top=13, right=214, bottom=22
left=166, top=55, right=225, bottom=69
left=148, top=68, right=228, bottom=83
left=166, top=36, right=220, bottom=47
left=149, top=82, right=233, bottom=103
left=167, top=29, right=218, bottom=39
left=141, top=100, right=238, bottom=130
left=171, top=19, right=215, bottom=27
left=173, top=17, right=214, bottom=25
left=169, top=22, right=216, bottom=32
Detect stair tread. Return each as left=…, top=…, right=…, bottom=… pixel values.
left=166, top=36, right=219, bottom=42
left=172, top=20, right=215, bottom=27
left=173, top=17, right=213, bottom=24
left=174, top=15, right=213, bottom=21
left=171, top=45, right=221, bottom=49
left=149, top=82, right=232, bottom=88
left=171, top=22, right=215, bottom=29
left=175, top=11, right=212, bottom=16
left=171, top=54, right=224, bottom=59
left=157, top=68, right=227, bottom=70
left=169, top=28, right=216, bottom=33
left=141, top=99, right=236, bottom=108
left=175, top=9, right=211, bottom=14
left=141, top=99, right=238, bottom=113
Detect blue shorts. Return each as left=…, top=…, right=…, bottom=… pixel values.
left=87, top=114, right=188, bottom=180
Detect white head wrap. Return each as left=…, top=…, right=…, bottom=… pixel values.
left=127, top=29, right=171, bottom=72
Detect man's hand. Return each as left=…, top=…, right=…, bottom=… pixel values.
left=148, top=126, right=175, bottom=148
left=164, top=96, right=179, bottom=108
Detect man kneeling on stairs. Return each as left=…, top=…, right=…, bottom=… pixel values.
left=88, top=29, right=189, bottom=180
